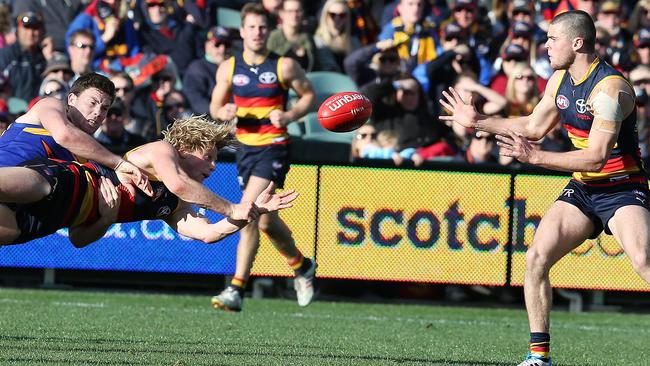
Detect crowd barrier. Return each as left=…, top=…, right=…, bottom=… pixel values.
left=2, top=161, right=648, bottom=292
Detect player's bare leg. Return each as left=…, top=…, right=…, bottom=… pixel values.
left=0, top=203, right=20, bottom=244
left=519, top=201, right=594, bottom=366
left=609, top=206, right=650, bottom=283
left=0, top=167, right=51, bottom=203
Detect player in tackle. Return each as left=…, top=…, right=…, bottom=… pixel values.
left=439, top=10, right=650, bottom=366
left=0, top=115, right=298, bottom=246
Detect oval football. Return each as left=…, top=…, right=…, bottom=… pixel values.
left=317, top=91, right=373, bottom=133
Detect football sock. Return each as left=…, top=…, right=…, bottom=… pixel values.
left=229, top=277, right=246, bottom=297
left=529, top=332, right=550, bottom=361
left=288, top=253, right=311, bottom=275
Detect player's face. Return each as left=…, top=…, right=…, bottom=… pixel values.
left=67, top=87, right=112, bottom=134
left=240, top=14, right=269, bottom=53
left=545, top=23, right=575, bottom=70
left=180, top=147, right=218, bottom=182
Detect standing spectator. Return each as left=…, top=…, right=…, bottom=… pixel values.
left=66, top=0, right=140, bottom=73
left=314, top=0, right=361, bottom=72
left=183, top=26, right=232, bottom=116
left=136, top=0, right=201, bottom=75
left=267, top=0, right=321, bottom=72
left=94, top=98, right=146, bottom=155
left=0, top=12, right=47, bottom=101
left=67, top=29, right=96, bottom=79
left=343, top=39, right=402, bottom=88
left=379, top=0, right=440, bottom=73
left=13, top=0, right=84, bottom=53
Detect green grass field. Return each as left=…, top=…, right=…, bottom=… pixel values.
left=0, top=288, right=648, bottom=365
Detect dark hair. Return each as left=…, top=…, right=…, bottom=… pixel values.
left=111, top=71, right=134, bottom=90
left=68, top=72, right=116, bottom=104
left=550, top=10, right=596, bottom=53
left=240, top=3, right=269, bottom=25
left=68, top=29, right=95, bottom=44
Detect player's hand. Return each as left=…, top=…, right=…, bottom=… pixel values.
left=438, top=86, right=479, bottom=129
left=254, top=182, right=299, bottom=214
left=218, top=103, right=237, bottom=121
left=114, top=160, right=154, bottom=197
left=269, top=109, right=290, bottom=128
left=97, top=176, right=120, bottom=223
left=229, top=201, right=260, bottom=222
left=496, top=130, right=536, bottom=164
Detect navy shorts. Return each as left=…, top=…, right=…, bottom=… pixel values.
left=235, top=144, right=290, bottom=189
left=557, top=179, right=650, bottom=239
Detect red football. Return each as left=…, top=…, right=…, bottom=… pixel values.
left=317, top=91, right=372, bottom=132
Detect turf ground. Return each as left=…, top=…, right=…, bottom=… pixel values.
left=0, top=288, right=648, bottom=365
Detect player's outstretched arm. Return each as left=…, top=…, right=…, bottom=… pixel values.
left=166, top=184, right=299, bottom=244
left=496, top=77, right=634, bottom=172
left=439, top=71, right=563, bottom=140
left=69, top=177, right=121, bottom=248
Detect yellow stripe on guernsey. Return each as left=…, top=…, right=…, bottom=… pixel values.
left=23, top=127, right=51, bottom=135
left=70, top=170, right=96, bottom=227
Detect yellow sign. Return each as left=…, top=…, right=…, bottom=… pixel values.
left=251, top=165, right=318, bottom=276
left=511, top=175, right=650, bottom=291
left=316, top=167, right=510, bottom=285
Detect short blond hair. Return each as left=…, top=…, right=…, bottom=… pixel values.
left=162, top=115, right=234, bottom=153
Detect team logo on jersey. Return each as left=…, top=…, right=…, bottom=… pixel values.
left=575, top=99, right=588, bottom=114
left=556, top=95, right=569, bottom=109
left=259, top=72, right=277, bottom=84
left=233, top=74, right=250, bottom=86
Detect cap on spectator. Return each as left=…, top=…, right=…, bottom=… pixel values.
left=630, top=65, right=650, bottom=84
left=599, top=1, right=620, bottom=14
left=511, top=21, right=534, bottom=38
left=502, top=44, right=527, bottom=61
left=41, top=54, right=72, bottom=78
left=634, top=27, right=650, bottom=47
left=16, top=11, right=43, bottom=29
left=452, top=0, right=477, bottom=10
left=511, top=0, right=532, bottom=13
left=207, top=25, right=232, bottom=44
left=443, top=22, right=467, bottom=40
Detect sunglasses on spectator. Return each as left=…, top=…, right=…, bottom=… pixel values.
left=634, top=79, right=650, bottom=85
left=454, top=6, right=474, bottom=13
left=356, top=132, right=377, bottom=140
left=74, top=41, right=95, bottom=50
left=115, top=86, right=132, bottom=93
left=328, top=12, right=347, bottom=19
left=147, top=2, right=166, bottom=8
left=214, top=40, right=232, bottom=48
left=18, top=12, right=43, bottom=29
left=512, top=10, right=531, bottom=16
left=107, top=109, right=124, bottom=117
left=515, top=74, right=535, bottom=81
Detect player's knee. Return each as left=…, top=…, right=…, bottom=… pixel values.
left=525, top=247, right=551, bottom=273
left=630, top=252, right=650, bottom=274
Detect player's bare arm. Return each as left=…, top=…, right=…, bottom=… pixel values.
left=497, top=77, right=634, bottom=172
left=439, top=70, right=563, bottom=140
left=166, top=182, right=299, bottom=243
left=209, top=57, right=237, bottom=121
left=134, top=141, right=257, bottom=221
left=268, top=57, right=315, bottom=127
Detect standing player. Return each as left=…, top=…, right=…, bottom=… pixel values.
left=209, top=3, right=316, bottom=311
left=439, top=10, right=650, bottom=366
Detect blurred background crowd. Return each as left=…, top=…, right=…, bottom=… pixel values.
left=0, top=0, right=649, bottom=168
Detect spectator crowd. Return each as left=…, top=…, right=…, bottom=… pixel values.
left=0, top=0, right=649, bottom=167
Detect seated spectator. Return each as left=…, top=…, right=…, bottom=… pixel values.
left=504, top=64, right=540, bottom=117
left=94, top=98, right=147, bottom=155
left=67, top=29, right=96, bottom=79
left=363, top=76, right=454, bottom=151
left=627, top=0, right=650, bottom=35
left=633, top=28, right=650, bottom=66
left=267, top=0, right=321, bottom=72
left=41, top=54, right=74, bottom=85
left=136, top=0, right=201, bottom=75
left=13, top=0, right=84, bottom=53
left=539, top=123, right=572, bottom=153
left=453, top=73, right=507, bottom=117
left=463, top=130, right=498, bottom=164
left=350, top=123, right=378, bottom=159
left=315, top=0, right=361, bottom=72
left=261, top=0, right=282, bottom=29
left=379, top=0, right=440, bottom=73
left=161, top=90, right=190, bottom=131
left=347, top=0, right=379, bottom=46
left=0, top=3, right=14, bottom=49
left=66, top=0, right=140, bottom=73
left=0, top=99, right=9, bottom=134
left=595, top=0, right=632, bottom=54
left=360, top=129, right=415, bottom=165
left=0, top=11, right=47, bottom=101
left=630, top=65, right=650, bottom=165
left=184, top=26, right=233, bottom=116
left=130, top=68, right=176, bottom=141
left=343, top=38, right=402, bottom=88
left=490, top=44, right=546, bottom=96
left=38, top=77, right=68, bottom=100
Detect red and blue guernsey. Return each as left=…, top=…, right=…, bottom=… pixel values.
left=554, top=58, right=646, bottom=185
left=0, top=122, right=76, bottom=167
left=229, top=52, right=289, bottom=146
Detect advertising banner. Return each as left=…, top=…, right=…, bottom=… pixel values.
left=315, top=167, right=510, bottom=285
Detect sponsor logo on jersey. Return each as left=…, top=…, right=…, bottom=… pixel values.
left=259, top=72, right=277, bottom=84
